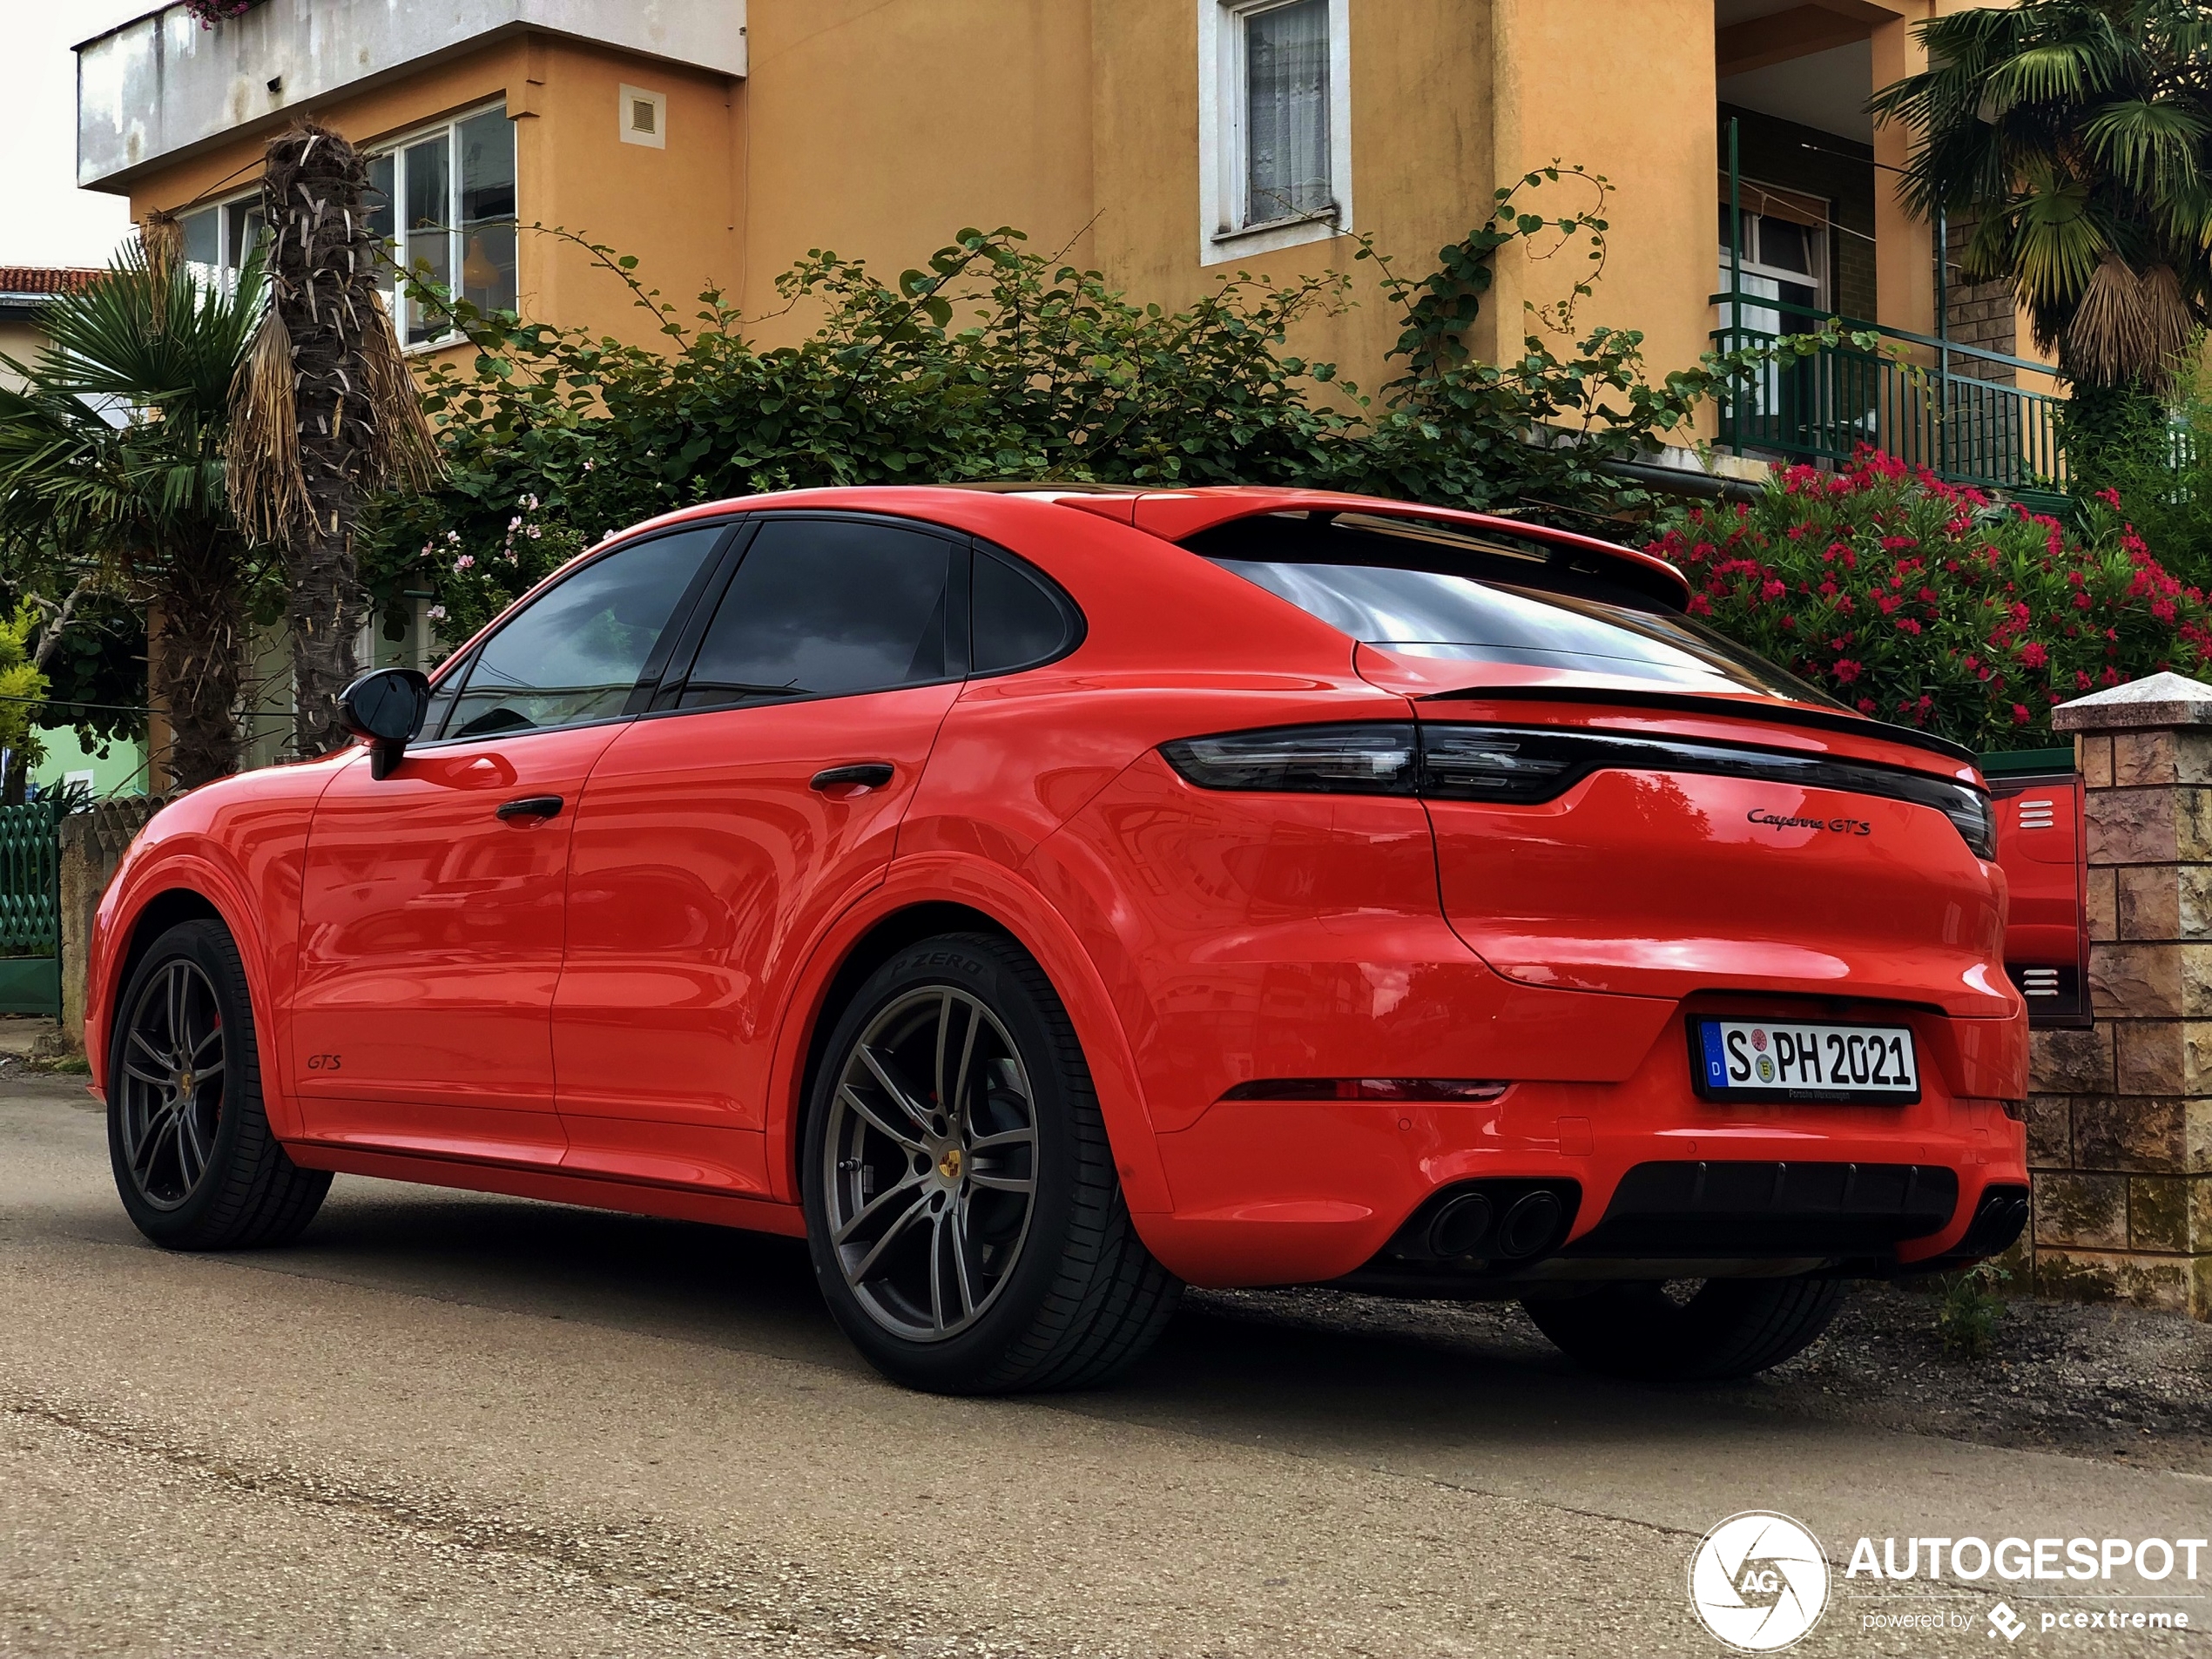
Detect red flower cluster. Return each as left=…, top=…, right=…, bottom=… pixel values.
left=1643, top=447, right=2212, bottom=751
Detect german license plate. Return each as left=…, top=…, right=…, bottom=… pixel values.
left=1689, top=1018, right=1919, bottom=1103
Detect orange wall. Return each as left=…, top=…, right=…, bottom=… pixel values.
left=1491, top=0, right=1719, bottom=431
left=120, top=36, right=744, bottom=357
left=1089, top=0, right=1500, bottom=403
left=109, top=3, right=1935, bottom=444
left=735, top=0, right=1097, bottom=338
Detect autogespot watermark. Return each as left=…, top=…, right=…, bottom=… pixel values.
left=1688, top=1514, right=2207, bottom=1650
left=1690, top=1512, right=1832, bottom=1651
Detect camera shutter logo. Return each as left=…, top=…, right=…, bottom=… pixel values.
left=1688, top=1511, right=1831, bottom=1651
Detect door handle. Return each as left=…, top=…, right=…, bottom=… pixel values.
left=496, top=794, right=564, bottom=821
left=810, top=763, right=894, bottom=792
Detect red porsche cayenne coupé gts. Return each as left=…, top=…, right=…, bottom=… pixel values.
left=88, top=484, right=2031, bottom=1393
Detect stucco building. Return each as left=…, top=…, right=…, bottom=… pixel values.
left=73, top=0, right=2056, bottom=488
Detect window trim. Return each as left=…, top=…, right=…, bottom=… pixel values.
left=1197, top=0, right=1352, bottom=266
left=366, top=99, right=519, bottom=354
left=644, top=510, right=974, bottom=720
left=415, top=518, right=738, bottom=748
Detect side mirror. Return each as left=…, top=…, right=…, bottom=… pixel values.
left=337, top=667, right=430, bottom=780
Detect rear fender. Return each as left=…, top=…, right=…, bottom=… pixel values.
left=762, top=853, right=1173, bottom=1214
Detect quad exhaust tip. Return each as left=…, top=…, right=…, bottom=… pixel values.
left=1409, top=1181, right=1577, bottom=1265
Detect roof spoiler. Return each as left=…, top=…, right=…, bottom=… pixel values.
left=1054, top=487, right=1693, bottom=611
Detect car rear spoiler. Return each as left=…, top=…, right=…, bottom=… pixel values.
left=1051, top=487, right=1695, bottom=611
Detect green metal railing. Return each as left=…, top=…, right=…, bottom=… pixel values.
left=1711, top=287, right=2069, bottom=493
left=1718, top=113, right=2068, bottom=496
left=0, top=799, right=62, bottom=1017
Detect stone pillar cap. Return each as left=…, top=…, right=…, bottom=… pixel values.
left=2052, top=671, right=2212, bottom=732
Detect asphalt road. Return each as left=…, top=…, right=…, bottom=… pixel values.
left=2, top=1075, right=2206, bottom=1658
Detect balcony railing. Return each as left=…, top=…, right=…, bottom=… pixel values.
left=1712, top=287, right=2068, bottom=495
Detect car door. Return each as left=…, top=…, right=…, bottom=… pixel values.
left=289, top=522, right=731, bottom=1163
left=552, top=513, right=968, bottom=1194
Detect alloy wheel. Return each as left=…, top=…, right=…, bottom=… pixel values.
left=116, top=958, right=226, bottom=1211
left=822, top=986, right=1039, bottom=1341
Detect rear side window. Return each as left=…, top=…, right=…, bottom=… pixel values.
left=1197, top=518, right=1838, bottom=707
left=443, top=524, right=725, bottom=738
left=677, top=517, right=954, bottom=709
left=971, top=547, right=1076, bottom=673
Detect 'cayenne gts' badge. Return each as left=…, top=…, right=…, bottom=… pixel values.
left=1746, top=808, right=1871, bottom=837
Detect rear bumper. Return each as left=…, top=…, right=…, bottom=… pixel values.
left=1135, top=1028, right=2029, bottom=1289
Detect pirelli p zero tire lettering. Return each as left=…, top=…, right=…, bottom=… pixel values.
left=106, top=918, right=331, bottom=1251
left=1520, top=1275, right=1848, bottom=1382
left=803, top=931, right=1182, bottom=1395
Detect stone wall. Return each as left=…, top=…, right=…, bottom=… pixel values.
left=57, top=796, right=167, bottom=1055
left=2027, top=676, right=2212, bottom=1318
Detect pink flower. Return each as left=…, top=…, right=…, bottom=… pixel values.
left=452, top=555, right=475, bottom=571
left=1832, top=659, right=1863, bottom=684
left=2020, top=642, right=2048, bottom=669
left=2012, top=704, right=2032, bottom=725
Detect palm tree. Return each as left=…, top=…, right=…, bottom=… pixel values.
left=231, top=120, right=440, bottom=759
left=0, top=231, right=267, bottom=788
left=1868, top=0, right=2212, bottom=476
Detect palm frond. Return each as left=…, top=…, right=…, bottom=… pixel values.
left=2008, top=172, right=2108, bottom=304
left=2081, top=98, right=2209, bottom=193
left=2065, top=254, right=2195, bottom=387
left=359, top=290, right=444, bottom=494
left=225, top=306, right=307, bottom=544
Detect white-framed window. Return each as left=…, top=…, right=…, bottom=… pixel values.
left=176, top=192, right=265, bottom=289
left=364, top=104, right=519, bottom=347
left=1198, top=0, right=1352, bottom=265
left=172, top=105, right=516, bottom=351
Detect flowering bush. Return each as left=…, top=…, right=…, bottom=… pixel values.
left=420, top=496, right=583, bottom=644
left=1643, top=448, right=2212, bottom=752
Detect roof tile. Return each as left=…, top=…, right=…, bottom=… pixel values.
left=0, top=266, right=105, bottom=298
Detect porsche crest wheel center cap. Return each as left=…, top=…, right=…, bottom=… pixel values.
left=936, top=1146, right=963, bottom=1182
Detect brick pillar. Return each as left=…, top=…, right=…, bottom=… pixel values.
left=2032, top=672, right=2212, bottom=1318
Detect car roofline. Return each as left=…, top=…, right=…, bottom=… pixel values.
left=1059, top=487, right=1694, bottom=610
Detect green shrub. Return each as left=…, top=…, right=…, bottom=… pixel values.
left=364, top=171, right=1822, bottom=643
left=1643, top=448, right=2212, bottom=752
left=2100, top=344, right=2212, bottom=592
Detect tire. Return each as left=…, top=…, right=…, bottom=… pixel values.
left=1521, top=1276, right=1847, bottom=1382
left=106, top=918, right=331, bottom=1250
left=802, top=931, right=1181, bottom=1394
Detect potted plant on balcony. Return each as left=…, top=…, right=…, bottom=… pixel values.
left=182, top=1, right=260, bottom=27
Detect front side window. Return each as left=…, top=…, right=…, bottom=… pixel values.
left=367, top=106, right=519, bottom=347
left=442, top=526, right=725, bottom=739
left=676, top=518, right=954, bottom=710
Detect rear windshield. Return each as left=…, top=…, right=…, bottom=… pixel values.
left=1196, top=517, right=1839, bottom=708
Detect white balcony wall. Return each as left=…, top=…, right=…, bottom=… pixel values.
left=77, top=0, right=747, bottom=189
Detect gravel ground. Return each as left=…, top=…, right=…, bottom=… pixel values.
left=1197, top=1279, right=2212, bottom=1475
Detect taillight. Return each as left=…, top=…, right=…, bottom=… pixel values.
left=1159, top=719, right=1999, bottom=858
left=1945, top=790, right=1997, bottom=861
left=1158, top=724, right=1418, bottom=794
